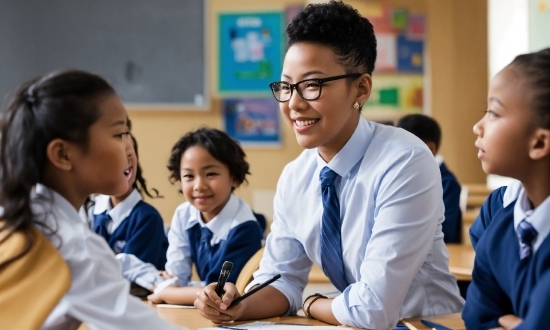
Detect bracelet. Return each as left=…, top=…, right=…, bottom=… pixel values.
left=303, top=293, right=327, bottom=319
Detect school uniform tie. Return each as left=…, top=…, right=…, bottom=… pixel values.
left=93, top=212, right=112, bottom=241
left=319, top=166, right=349, bottom=292
left=197, top=226, right=213, bottom=280
left=517, top=219, right=538, bottom=259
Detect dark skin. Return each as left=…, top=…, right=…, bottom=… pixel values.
left=474, top=66, right=550, bottom=329
left=194, top=41, right=372, bottom=325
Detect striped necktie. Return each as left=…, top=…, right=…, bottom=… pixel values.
left=319, top=166, right=349, bottom=292
left=517, top=219, right=538, bottom=259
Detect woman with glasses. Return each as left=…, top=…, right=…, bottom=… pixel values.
left=195, top=1, right=463, bottom=328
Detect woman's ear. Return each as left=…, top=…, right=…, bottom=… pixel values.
left=45, top=138, right=73, bottom=171
left=529, top=128, right=550, bottom=160
left=356, top=74, right=372, bottom=107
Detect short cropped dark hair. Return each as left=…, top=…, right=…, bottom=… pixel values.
left=286, top=0, right=377, bottom=75
left=396, top=114, right=442, bottom=151
left=510, top=48, right=550, bottom=128
left=167, top=127, right=250, bottom=189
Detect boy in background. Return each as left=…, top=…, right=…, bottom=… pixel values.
left=397, top=114, right=462, bottom=243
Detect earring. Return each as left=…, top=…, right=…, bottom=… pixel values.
left=353, top=102, right=360, bottom=110
left=359, top=83, right=364, bottom=87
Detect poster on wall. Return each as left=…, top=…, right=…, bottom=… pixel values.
left=218, top=12, right=283, bottom=94
left=223, top=98, right=281, bottom=147
left=354, top=3, right=426, bottom=120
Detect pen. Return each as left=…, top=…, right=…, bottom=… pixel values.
left=420, top=319, right=453, bottom=330
left=215, top=261, right=233, bottom=297
left=229, top=274, right=281, bottom=308
left=272, top=322, right=313, bottom=326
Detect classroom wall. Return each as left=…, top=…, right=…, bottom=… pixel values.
left=128, top=0, right=487, bottom=224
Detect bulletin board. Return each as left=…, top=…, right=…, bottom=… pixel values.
left=218, top=12, right=284, bottom=95
left=356, top=3, right=426, bottom=121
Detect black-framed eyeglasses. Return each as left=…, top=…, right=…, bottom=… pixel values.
left=269, top=73, right=362, bottom=102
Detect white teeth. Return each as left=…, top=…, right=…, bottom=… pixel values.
left=295, top=119, right=318, bottom=127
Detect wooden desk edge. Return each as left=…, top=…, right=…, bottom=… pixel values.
left=402, top=312, right=465, bottom=330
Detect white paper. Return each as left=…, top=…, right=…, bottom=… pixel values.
left=199, top=321, right=342, bottom=329
left=156, top=304, right=196, bottom=309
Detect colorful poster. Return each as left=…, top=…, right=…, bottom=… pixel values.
left=360, top=5, right=425, bottom=74
left=364, top=74, right=423, bottom=113
left=218, top=12, right=283, bottom=94
left=223, top=98, right=281, bottom=146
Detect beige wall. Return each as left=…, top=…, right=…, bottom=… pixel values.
left=128, top=0, right=487, bottom=224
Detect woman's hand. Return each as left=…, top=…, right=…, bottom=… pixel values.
left=194, top=282, right=246, bottom=323
left=147, top=292, right=164, bottom=304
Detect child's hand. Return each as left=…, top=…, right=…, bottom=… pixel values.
left=194, top=282, right=244, bottom=323
left=147, top=293, right=164, bottom=304
left=497, top=314, right=522, bottom=330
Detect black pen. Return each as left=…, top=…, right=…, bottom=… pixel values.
left=215, top=261, right=233, bottom=297
left=229, top=274, right=281, bottom=308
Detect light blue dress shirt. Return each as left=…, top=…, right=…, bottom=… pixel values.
left=247, top=117, right=464, bottom=329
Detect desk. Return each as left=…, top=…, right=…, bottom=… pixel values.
left=402, top=313, right=465, bottom=330
left=447, top=244, right=475, bottom=281
left=153, top=305, right=356, bottom=329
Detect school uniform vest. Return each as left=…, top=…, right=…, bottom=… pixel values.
left=97, top=201, right=168, bottom=270
left=463, top=201, right=550, bottom=329
left=187, top=221, right=262, bottom=284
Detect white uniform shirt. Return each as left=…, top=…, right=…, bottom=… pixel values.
left=165, top=194, right=256, bottom=286
left=33, top=184, right=182, bottom=330
left=247, top=117, right=464, bottom=329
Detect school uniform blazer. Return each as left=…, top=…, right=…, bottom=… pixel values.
left=165, top=194, right=262, bottom=286
left=247, top=117, right=464, bottom=329
left=92, top=189, right=168, bottom=269
left=463, top=185, right=550, bottom=329
left=32, top=184, right=181, bottom=330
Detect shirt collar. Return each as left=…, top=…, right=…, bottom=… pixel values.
left=435, top=154, right=444, bottom=166
left=514, top=187, right=550, bottom=252
left=33, top=183, right=81, bottom=223
left=184, top=194, right=240, bottom=243
left=316, top=117, right=371, bottom=177
left=93, top=189, right=142, bottom=227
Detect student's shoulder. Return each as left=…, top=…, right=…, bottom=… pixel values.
left=54, top=215, right=118, bottom=267
left=170, top=201, right=196, bottom=225
left=131, top=200, right=162, bottom=218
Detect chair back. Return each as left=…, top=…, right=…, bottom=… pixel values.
left=0, top=225, right=71, bottom=330
left=235, top=246, right=265, bottom=293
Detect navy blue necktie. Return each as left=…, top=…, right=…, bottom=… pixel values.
left=517, top=219, right=538, bottom=260
left=320, top=166, right=349, bottom=292
left=197, top=226, right=213, bottom=280
left=93, top=212, right=112, bottom=241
